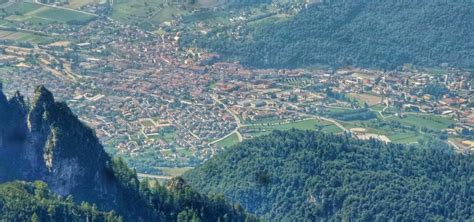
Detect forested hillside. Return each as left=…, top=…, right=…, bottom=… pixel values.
left=181, top=0, right=474, bottom=69
left=0, top=181, right=121, bottom=221
left=184, top=130, right=474, bottom=221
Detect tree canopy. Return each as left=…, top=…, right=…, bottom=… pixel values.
left=181, top=0, right=474, bottom=69
left=184, top=130, right=474, bottom=221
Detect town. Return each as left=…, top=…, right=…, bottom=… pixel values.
left=0, top=0, right=473, bottom=174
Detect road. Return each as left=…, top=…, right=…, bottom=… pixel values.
left=209, top=94, right=243, bottom=145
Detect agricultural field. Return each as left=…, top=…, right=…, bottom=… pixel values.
left=339, top=111, right=454, bottom=145
left=2, top=2, right=41, bottom=16
left=341, top=120, right=418, bottom=144
left=0, top=30, right=48, bottom=43
left=2, top=2, right=95, bottom=24
left=388, top=132, right=426, bottom=144
left=393, top=114, right=455, bottom=132
left=111, top=0, right=192, bottom=30
left=67, top=0, right=99, bottom=9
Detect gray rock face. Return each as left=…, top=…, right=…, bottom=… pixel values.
left=0, top=85, right=120, bottom=210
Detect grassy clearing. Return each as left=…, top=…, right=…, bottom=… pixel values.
left=388, top=133, right=425, bottom=144
left=0, top=30, right=48, bottom=43
left=182, top=10, right=227, bottom=24
left=4, top=2, right=94, bottom=24
left=2, top=2, right=41, bottom=15
left=147, top=131, right=177, bottom=143
left=326, top=107, right=352, bottom=114
left=157, top=167, right=193, bottom=177
left=395, top=114, right=454, bottom=131
left=340, top=113, right=452, bottom=145
left=33, top=7, right=94, bottom=23
left=111, top=0, right=192, bottom=30
left=217, top=132, right=240, bottom=147
left=248, top=13, right=291, bottom=27
left=348, top=93, right=383, bottom=106
left=177, top=148, right=193, bottom=157
left=67, top=0, right=97, bottom=9
left=246, top=118, right=343, bottom=137
left=370, top=104, right=386, bottom=111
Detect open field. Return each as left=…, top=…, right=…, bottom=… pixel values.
left=348, top=93, right=383, bottom=106
left=147, top=131, right=177, bottom=143
left=394, top=114, right=455, bottom=131
left=0, top=30, right=48, bottom=43
left=339, top=111, right=454, bottom=145
left=388, top=133, right=425, bottom=144
left=157, top=167, right=193, bottom=177
left=248, top=13, right=292, bottom=27
left=111, top=0, right=192, bottom=30
left=3, top=2, right=95, bottom=24
left=216, top=132, right=240, bottom=147
left=2, top=2, right=41, bottom=15
left=370, top=104, right=386, bottom=111
left=67, top=0, right=98, bottom=9
left=245, top=118, right=344, bottom=137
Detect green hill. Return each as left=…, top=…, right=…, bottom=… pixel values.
left=181, top=0, right=474, bottom=69
left=184, top=130, right=474, bottom=221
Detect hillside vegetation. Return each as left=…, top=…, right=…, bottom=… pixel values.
left=0, top=181, right=121, bottom=221
left=184, top=130, right=474, bottom=221
left=181, top=0, right=474, bottom=69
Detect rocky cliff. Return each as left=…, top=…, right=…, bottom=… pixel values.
left=0, top=84, right=120, bottom=211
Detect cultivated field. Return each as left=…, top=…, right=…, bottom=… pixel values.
left=2, top=2, right=95, bottom=24
left=67, top=0, right=99, bottom=9
left=395, top=114, right=455, bottom=131
left=0, top=30, right=47, bottom=43
left=111, top=0, right=191, bottom=30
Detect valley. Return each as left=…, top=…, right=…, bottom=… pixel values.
left=0, top=0, right=473, bottom=176
left=0, top=0, right=473, bottom=221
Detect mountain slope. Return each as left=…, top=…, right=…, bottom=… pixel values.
left=0, top=84, right=131, bottom=214
left=0, top=181, right=121, bottom=221
left=181, top=0, right=474, bottom=69
left=0, top=84, right=259, bottom=222
left=184, top=130, right=474, bottom=221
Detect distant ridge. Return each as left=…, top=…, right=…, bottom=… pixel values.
left=182, top=0, right=474, bottom=69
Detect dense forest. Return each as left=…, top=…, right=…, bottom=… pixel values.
left=0, top=181, right=121, bottom=221
left=184, top=130, right=474, bottom=221
left=181, top=0, right=474, bottom=69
